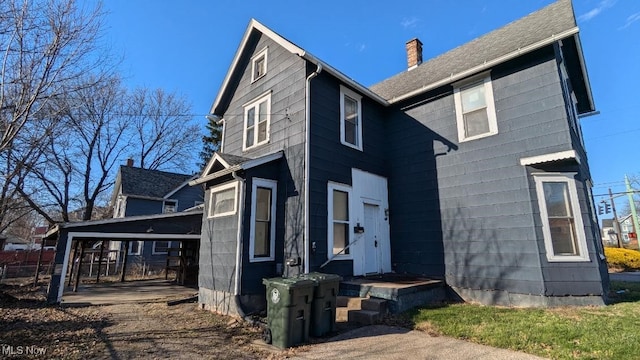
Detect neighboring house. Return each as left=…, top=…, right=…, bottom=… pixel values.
left=601, top=215, right=638, bottom=249
left=109, top=160, right=204, bottom=269
left=193, top=0, right=609, bottom=315
left=601, top=219, right=616, bottom=246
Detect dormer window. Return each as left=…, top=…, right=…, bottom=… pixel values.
left=251, top=47, right=268, bottom=82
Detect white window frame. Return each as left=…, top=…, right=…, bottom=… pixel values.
left=251, top=47, right=268, bottom=83
left=128, top=240, right=143, bottom=256
left=208, top=181, right=239, bottom=218
left=327, top=182, right=353, bottom=260
left=163, top=200, right=177, bottom=213
left=339, top=85, right=363, bottom=151
left=453, top=73, right=498, bottom=142
left=152, top=241, right=170, bottom=255
left=249, top=178, right=277, bottom=262
left=533, top=173, right=590, bottom=262
left=242, top=92, right=271, bottom=151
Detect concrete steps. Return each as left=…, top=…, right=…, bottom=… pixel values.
left=336, top=295, right=387, bottom=325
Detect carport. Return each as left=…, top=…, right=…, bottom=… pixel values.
left=44, top=211, right=202, bottom=304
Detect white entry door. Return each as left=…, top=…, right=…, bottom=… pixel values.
left=363, top=203, right=381, bottom=275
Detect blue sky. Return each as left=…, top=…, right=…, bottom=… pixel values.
left=98, top=0, right=639, bottom=217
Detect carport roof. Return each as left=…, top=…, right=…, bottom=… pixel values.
left=46, top=210, right=203, bottom=239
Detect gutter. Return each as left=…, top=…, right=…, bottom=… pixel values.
left=304, top=63, right=322, bottom=274
left=387, top=27, right=580, bottom=104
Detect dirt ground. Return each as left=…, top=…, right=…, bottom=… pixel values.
left=0, top=279, right=305, bottom=359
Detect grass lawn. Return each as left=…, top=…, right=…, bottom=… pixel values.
left=408, top=281, right=640, bottom=359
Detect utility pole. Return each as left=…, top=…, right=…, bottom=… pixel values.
left=625, top=175, right=640, bottom=248
left=610, top=188, right=623, bottom=248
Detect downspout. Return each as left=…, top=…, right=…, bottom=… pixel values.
left=304, top=63, right=322, bottom=274
left=232, top=171, right=250, bottom=320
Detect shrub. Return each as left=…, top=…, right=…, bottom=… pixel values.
left=605, top=247, right=640, bottom=271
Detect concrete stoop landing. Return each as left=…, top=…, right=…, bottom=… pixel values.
left=336, top=274, right=446, bottom=324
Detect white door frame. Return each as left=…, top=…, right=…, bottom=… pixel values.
left=351, top=169, right=390, bottom=276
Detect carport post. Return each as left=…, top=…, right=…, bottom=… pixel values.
left=33, top=241, right=45, bottom=286
left=73, top=240, right=86, bottom=292
left=121, top=240, right=130, bottom=282
left=96, top=240, right=105, bottom=283
left=67, top=240, right=80, bottom=286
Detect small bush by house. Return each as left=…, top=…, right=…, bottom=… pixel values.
left=605, top=247, right=640, bottom=271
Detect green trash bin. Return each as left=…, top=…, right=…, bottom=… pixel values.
left=299, top=272, right=342, bottom=337
left=262, top=277, right=314, bottom=349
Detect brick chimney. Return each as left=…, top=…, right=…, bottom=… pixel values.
left=405, top=38, right=423, bottom=70
left=126, top=158, right=134, bottom=167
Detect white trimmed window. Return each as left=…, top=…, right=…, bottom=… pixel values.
left=534, top=174, right=589, bottom=262
left=453, top=74, right=498, bottom=142
left=152, top=241, right=169, bottom=255
left=208, top=182, right=238, bottom=218
left=243, top=92, right=271, bottom=150
left=328, top=182, right=352, bottom=258
left=340, top=85, right=363, bottom=151
left=163, top=200, right=177, bottom=213
left=128, top=241, right=142, bottom=256
left=251, top=47, right=268, bottom=82
left=250, top=178, right=277, bottom=262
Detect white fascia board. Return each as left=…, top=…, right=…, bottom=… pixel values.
left=201, top=153, right=233, bottom=179
left=210, top=19, right=305, bottom=115
left=190, top=151, right=283, bottom=186
left=388, top=27, right=580, bottom=104
left=190, top=166, right=241, bottom=186
left=210, top=19, right=388, bottom=116
left=240, top=151, right=283, bottom=170
left=519, top=150, right=580, bottom=166
left=302, top=52, right=389, bottom=106
left=573, top=33, right=596, bottom=113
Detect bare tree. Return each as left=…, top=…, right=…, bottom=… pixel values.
left=22, top=75, right=130, bottom=221
left=126, top=88, right=200, bottom=172
left=0, top=0, right=107, bottom=228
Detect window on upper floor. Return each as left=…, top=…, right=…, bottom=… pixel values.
left=250, top=178, right=277, bottom=262
left=340, top=85, right=363, bottom=151
left=243, top=92, right=271, bottom=151
left=533, top=173, right=589, bottom=262
left=208, top=182, right=238, bottom=218
left=559, top=63, right=584, bottom=146
left=251, top=47, right=268, bottom=82
left=163, top=200, right=177, bottom=213
left=328, top=182, right=352, bottom=258
left=453, top=74, right=498, bottom=142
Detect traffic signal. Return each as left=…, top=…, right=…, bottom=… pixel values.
left=605, top=202, right=611, bottom=214
left=598, top=205, right=603, bottom=215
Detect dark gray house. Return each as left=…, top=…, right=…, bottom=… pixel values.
left=193, top=0, right=609, bottom=315
left=110, top=162, right=204, bottom=268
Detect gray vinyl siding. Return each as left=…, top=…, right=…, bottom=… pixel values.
left=240, top=162, right=283, bottom=294
left=212, top=31, right=307, bottom=290
left=221, top=32, right=307, bottom=158
left=308, top=70, right=387, bottom=274
left=199, top=183, right=240, bottom=294
left=387, top=48, right=585, bottom=296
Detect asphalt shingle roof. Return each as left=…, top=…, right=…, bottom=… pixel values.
left=369, top=0, right=576, bottom=102
left=119, top=166, right=193, bottom=199
left=217, top=152, right=250, bottom=167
